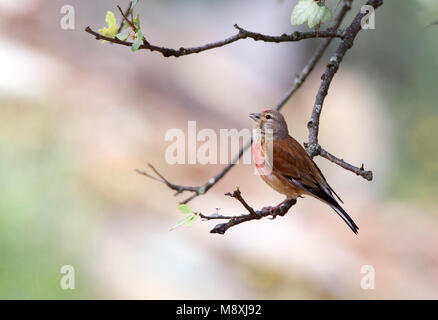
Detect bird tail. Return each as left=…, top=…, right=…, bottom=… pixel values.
left=329, top=204, right=359, bottom=234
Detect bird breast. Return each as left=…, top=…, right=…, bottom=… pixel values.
left=252, top=130, right=303, bottom=199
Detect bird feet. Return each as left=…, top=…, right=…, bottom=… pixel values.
left=262, top=203, right=285, bottom=219
left=261, top=198, right=297, bottom=219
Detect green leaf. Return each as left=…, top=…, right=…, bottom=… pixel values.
left=310, top=2, right=332, bottom=28
left=186, top=214, right=199, bottom=227
left=170, top=215, right=194, bottom=231
left=131, top=0, right=139, bottom=10
left=116, top=33, right=129, bottom=41
left=177, top=204, right=193, bottom=214
left=99, top=11, right=119, bottom=38
left=170, top=213, right=199, bottom=230
left=131, top=29, right=143, bottom=52
left=291, top=0, right=332, bottom=29
left=134, top=13, right=140, bottom=27
left=291, top=0, right=313, bottom=26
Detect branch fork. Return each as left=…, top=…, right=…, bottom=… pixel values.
left=136, top=164, right=206, bottom=204
left=199, top=187, right=297, bottom=235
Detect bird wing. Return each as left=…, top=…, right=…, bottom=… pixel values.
left=272, top=136, right=341, bottom=205
left=271, top=136, right=359, bottom=234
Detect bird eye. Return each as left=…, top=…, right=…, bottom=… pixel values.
left=265, top=114, right=271, bottom=119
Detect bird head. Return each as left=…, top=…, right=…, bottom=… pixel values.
left=249, top=109, right=289, bottom=139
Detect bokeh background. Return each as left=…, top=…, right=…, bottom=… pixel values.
left=0, top=0, right=437, bottom=299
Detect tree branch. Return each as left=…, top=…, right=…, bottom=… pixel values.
left=116, top=1, right=134, bottom=34
left=135, top=140, right=250, bottom=204
left=274, top=0, right=353, bottom=111
left=319, top=148, right=373, bottom=181
left=85, top=24, right=343, bottom=58
left=136, top=164, right=201, bottom=199
left=305, top=0, right=383, bottom=179
left=199, top=188, right=297, bottom=235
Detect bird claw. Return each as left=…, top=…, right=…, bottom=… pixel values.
left=262, top=206, right=279, bottom=219
left=269, top=207, right=279, bottom=220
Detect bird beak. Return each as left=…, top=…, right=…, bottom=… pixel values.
left=249, top=113, right=261, bottom=122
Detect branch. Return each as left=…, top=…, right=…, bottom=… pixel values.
left=116, top=1, right=133, bottom=34
left=85, top=24, right=343, bottom=58
left=319, top=148, right=373, bottom=181
left=305, top=0, right=383, bottom=180
left=136, top=164, right=201, bottom=203
left=199, top=188, right=297, bottom=235
left=274, top=0, right=353, bottom=111
left=117, top=5, right=137, bottom=31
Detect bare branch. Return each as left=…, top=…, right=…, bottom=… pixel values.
left=199, top=188, right=297, bottom=235
left=136, top=164, right=200, bottom=203
left=85, top=23, right=343, bottom=58
left=117, top=5, right=136, bottom=31
left=136, top=140, right=251, bottom=204
left=116, top=1, right=133, bottom=34
left=275, top=0, right=353, bottom=111
left=319, top=148, right=373, bottom=181
left=224, top=188, right=258, bottom=218
left=305, top=0, right=383, bottom=181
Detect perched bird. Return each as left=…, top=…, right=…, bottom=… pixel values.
left=250, top=109, right=359, bottom=234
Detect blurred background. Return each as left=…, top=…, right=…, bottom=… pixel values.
left=0, top=0, right=437, bottom=299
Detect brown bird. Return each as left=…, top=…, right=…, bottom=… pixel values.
left=250, top=109, right=359, bottom=234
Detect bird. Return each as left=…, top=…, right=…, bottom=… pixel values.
left=249, top=109, right=359, bottom=234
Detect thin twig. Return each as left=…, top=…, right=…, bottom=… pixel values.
left=319, top=148, right=373, bottom=181
left=136, top=164, right=200, bottom=199
left=117, top=5, right=136, bottom=31
left=85, top=24, right=343, bottom=58
left=306, top=0, right=383, bottom=180
left=275, top=0, right=353, bottom=111
left=136, top=139, right=251, bottom=204
left=224, top=188, right=258, bottom=217
left=116, top=1, right=133, bottom=34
